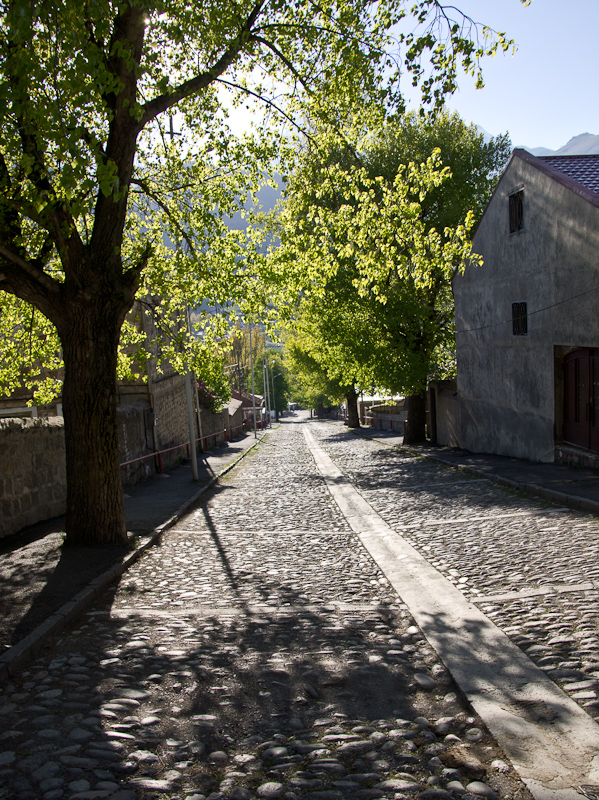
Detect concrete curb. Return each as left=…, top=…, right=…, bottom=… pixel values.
left=0, top=433, right=265, bottom=681
left=351, top=429, right=599, bottom=518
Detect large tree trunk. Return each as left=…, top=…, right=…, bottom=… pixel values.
left=346, top=390, right=360, bottom=428
left=60, top=298, right=129, bottom=546
left=404, top=390, right=427, bottom=444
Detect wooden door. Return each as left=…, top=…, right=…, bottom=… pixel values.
left=591, top=351, right=599, bottom=452
left=563, top=348, right=599, bottom=452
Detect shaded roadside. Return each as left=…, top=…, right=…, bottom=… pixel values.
left=346, top=424, right=599, bottom=516
left=0, top=431, right=263, bottom=655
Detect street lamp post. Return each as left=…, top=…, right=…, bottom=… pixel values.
left=184, top=306, right=198, bottom=481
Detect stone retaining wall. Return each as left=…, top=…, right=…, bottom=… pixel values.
left=118, top=401, right=155, bottom=485
left=152, top=373, right=189, bottom=470
left=0, top=400, right=245, bottom=538
left=0, top=416, right=66, bottom=539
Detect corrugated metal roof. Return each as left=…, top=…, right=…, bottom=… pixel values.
left=538, top=154, right=599, bottom=194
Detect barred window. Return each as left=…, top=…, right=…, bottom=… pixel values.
left=512, top=302, right=528, bottom=336
left=509, top=190, right=524, bottom=233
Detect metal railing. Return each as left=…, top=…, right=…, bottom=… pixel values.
left=120, top=421, right=247, bottom=474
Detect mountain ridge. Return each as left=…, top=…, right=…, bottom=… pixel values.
left=521, top=132, right=599, bottom=157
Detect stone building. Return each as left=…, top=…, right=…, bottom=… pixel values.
left=448, top=149, right=599, bottom=464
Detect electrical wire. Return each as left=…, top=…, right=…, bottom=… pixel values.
left=456, top=283, right=599, bottom=334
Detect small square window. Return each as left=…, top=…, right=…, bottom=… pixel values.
left=509, top=190, right=524, bottom=234
left=512, top=302, right=527, bottom=336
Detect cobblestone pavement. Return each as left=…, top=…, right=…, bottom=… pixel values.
left=4, top=416, right=596, bottom=800
left=312, top=423, right=599, bottom=720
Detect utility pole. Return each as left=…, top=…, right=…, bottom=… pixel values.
left=263, top=355, right=271, bottom=427
left=249, top=324, right=257, bottom=438
left=268, top=358, right=276, bottom=422
left=184, top=307, right=198, bottom=481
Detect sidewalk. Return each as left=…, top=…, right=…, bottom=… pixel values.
left=122, top=430, right=264, bottom=534
left=350, top=425, right=599, bottom=516
left=0, top=429, right=265, bottom=674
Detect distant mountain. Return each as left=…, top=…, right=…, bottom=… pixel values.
left=527, top=146, right=555, bottom=157
left=521, top=133, right=599, bottom=157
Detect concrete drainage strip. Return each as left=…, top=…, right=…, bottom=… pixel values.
left=303, top=426, right=599, bottom=800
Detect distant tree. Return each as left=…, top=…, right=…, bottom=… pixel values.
left=276, top=112, right=510, bottom=441
left=253, top=351, right=289, bottom=418
left=224, top=324, right=267, bottom=395
left=285, top=334, right=356, bottom=422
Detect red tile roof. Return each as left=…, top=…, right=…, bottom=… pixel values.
left=538, top=154, right=599, bottom=194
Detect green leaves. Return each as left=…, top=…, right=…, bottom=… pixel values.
left=0, top=295, right=62, bottom=405
left=276, top=111, right=509, bottom=398
left=0, top=0, right=522, bottom=403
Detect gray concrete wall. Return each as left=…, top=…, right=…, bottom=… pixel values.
left=0, top=417, right=66, bottom=539
left=454, top=152, right=599, bottom=461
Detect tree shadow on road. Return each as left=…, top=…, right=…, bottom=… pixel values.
left=2, top=539, right=130, bottom=648
left=2, top=586, right=531, bottom=799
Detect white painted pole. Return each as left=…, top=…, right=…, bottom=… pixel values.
left=194, top=383, right=204, bottom=452
left=185, top=306, right=199, bottom=480
left=249, top=324, right=257, bottom=438
left=185, top=372, right=199, bottom=480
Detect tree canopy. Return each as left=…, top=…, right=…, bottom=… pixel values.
left=0, top=0, right=524, bottom=543
left=277, top=112, right=511, bottom=438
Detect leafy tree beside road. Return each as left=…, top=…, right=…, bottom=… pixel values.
left=0, top=0, right=523, bottom=544
left=277, top=112, right=510, bottom=441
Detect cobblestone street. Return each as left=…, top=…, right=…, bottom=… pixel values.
left=2, top=416, right=599, bottom=800
left=317, top=424, right=599, bottom=714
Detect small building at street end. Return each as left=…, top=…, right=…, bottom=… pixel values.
left=447, top=148, right=599, bottom=466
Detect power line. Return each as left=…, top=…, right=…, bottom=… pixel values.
left=456, top=283, right=599, bottom=335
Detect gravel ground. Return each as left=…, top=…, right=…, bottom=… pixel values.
left=0, top=416, right=582, bottom=800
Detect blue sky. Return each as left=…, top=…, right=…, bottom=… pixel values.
left=412, top=0, right=599, bottom=150
left=221, top=1, right=598, bottom=152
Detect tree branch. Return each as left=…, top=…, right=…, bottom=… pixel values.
left=0, top=244, right=61, bottom=296
left=130, top=178, right=198, bottom=259
left=215, top=78, right=314, bottom=140
left=251, top=35, right=310, bottom=92
left=121, top=241, right=153, bottom=303
left=138, top=0, right=266, bottom=129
